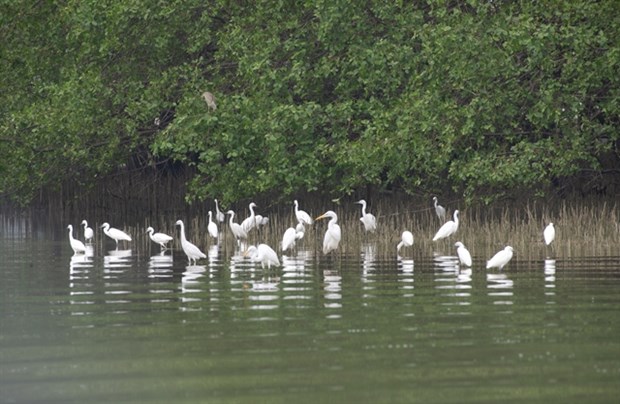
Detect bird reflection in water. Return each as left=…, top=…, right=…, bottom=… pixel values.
left=148, top=250, right=173, bottom=279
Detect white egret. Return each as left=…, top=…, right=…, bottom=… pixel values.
left=146, top=226, right=173, bottom=250
left=175, top=220, right=206, bottom=265
left=81, top=220, right=94, bottom=244
left=432, top=210, right=459, bottom=241
left=281, top=227, right=297, bottom=252
left=486, top=246, right=514, bottom=270
left=294, top=200, right=313, bottom=225
left=433, top=196, right=446, bottom=221
left=241, top=202, right=258, bottom=233
left=208, top=211, right=219, bottom=239
left=454, top=241, right=472, bottom=267
left=214, top=199, right=225, bottom=223
left=543, top=222, right=555, bottom=246
left=255, top=214, right=269, bottom=228
left=67, top=224, right=86, bottom=254
left=295, top=221, right=306, bottom=240
left=315, top=211, right=342, bottom=255
left=227, top=210, right=248, bottom=242
left=397, top=231, right=414, bottom=254
left=244, top=244, right=281, bottom=269
left=355, top=199, right=377, bottom=232
left=281, top=224, right=305, bottom=252
left=100, top=223, right=132, bottom=248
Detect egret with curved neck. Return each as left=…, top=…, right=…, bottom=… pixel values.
left=175, top=220, right=206, bottom=265
left=100, top=223, right=132, bottom=248
left=67, top=224, right=86, bottom=255
left=315, top=210, right=342, bottom=255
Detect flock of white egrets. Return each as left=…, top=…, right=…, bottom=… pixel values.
left=67, top=197, right=556, bottom=270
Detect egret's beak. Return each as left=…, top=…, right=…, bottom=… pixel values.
left=243, top=250, right=249, bottom=258
left=315, top=213, right=327, bottom=221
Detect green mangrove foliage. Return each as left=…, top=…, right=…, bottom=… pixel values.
left=1, top=0, right=619, bottom=206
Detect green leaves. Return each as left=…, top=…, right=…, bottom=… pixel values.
left=1, top=0, right=618, bottom=206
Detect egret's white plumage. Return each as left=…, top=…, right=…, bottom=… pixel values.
left=294, top=200, right=313, bottom=226
left=214, top=199, right=225, bottom=223
left=207, top=211, right=219, bottom=239
left=146, top=226, right=173, bottom=250
left=295, top=221, right=305, bottom=240
left=245, top=244, right=280, bottom=269
left=543, top=222, right=555, bottom=246
left=397, top=231, right=414, bottom=253
left=227, top=210, right=248, bottom=242
left=433, top=196, right=446, bottom=222
left=67, top=224, right=86, bottom=254
left=432, top=210, right=459, bottom=241
left=356, top=199, right=377, bottom=232
left=241, top=202, right=258, bottom=233
left=281, top=227, right=297, bottom=252
left=316, top=211, right=342, bottom=255
left=100, top=222, right=132, bottom=247
left=255, top=214, right=269, bottom=227
left=454, top=241, right=472, bottom=267
left=486, top=246, right=514, bottom=270
left=175, top=220, right=206, bottom=265
left=81, top=220, right=94, bottom=244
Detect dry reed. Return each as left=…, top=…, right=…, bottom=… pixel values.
left=3, top=197, right=619, bottom=261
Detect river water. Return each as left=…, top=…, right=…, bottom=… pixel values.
left=1, top=221, right=619, bottom=403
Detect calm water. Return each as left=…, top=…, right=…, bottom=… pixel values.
left=1, top=226, right=620, bottom=403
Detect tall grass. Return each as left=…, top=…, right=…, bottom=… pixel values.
left=3, top=196, right=619, bottom=260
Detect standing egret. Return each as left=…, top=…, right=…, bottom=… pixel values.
left=486, top=246, right=514, bottom=270
left=255, top=214, right=269, bottom=228
left=175, top=220, right=206, bottom=265
left=214, top=199, right=225, bottom=223
left=397, top=231, right=414, bottom=254
left=227, top=210, right=248, bottom=242
left=100, top=223, right=132, bottom=248
left=81, top=220, right=94, bottom=244
left=454, top=241, right=472, bottom=267
left=295, top=221, right=306, bottom=240
left=355, top=199, right=377, bottom=232
left=543, top=222, right=555, bottom=246
left=244, top=244, right=281, bottom=269
left=208, top=211, right=219, bottom=239
left=146, top=226, right=173, bottom=250
left=315, top=211, right=342, bottom=255
left=294, top=200, right=313, bottom=225
left=281, top=227, right=297, bottom=252
left=432, top=210, right=459, bottom=241
left=281, top=224, right=305, bottom=252
left=241, top=202, right=258, bottom=233
left=433, top=196, right=446, bottom=221
left=67, top=224, right=86, bottom=254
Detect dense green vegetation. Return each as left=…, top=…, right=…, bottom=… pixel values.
left=1, top=0, right=619, bottom=207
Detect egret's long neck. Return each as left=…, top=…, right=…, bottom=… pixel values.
left=361, top=202, right=367, bottom=215
left=179, top=224, right=187, bottom=242
left=228, top=213, right=234, bottom=226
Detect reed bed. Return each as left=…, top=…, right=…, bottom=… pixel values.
left=3, top=197, right=619, bottom=262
